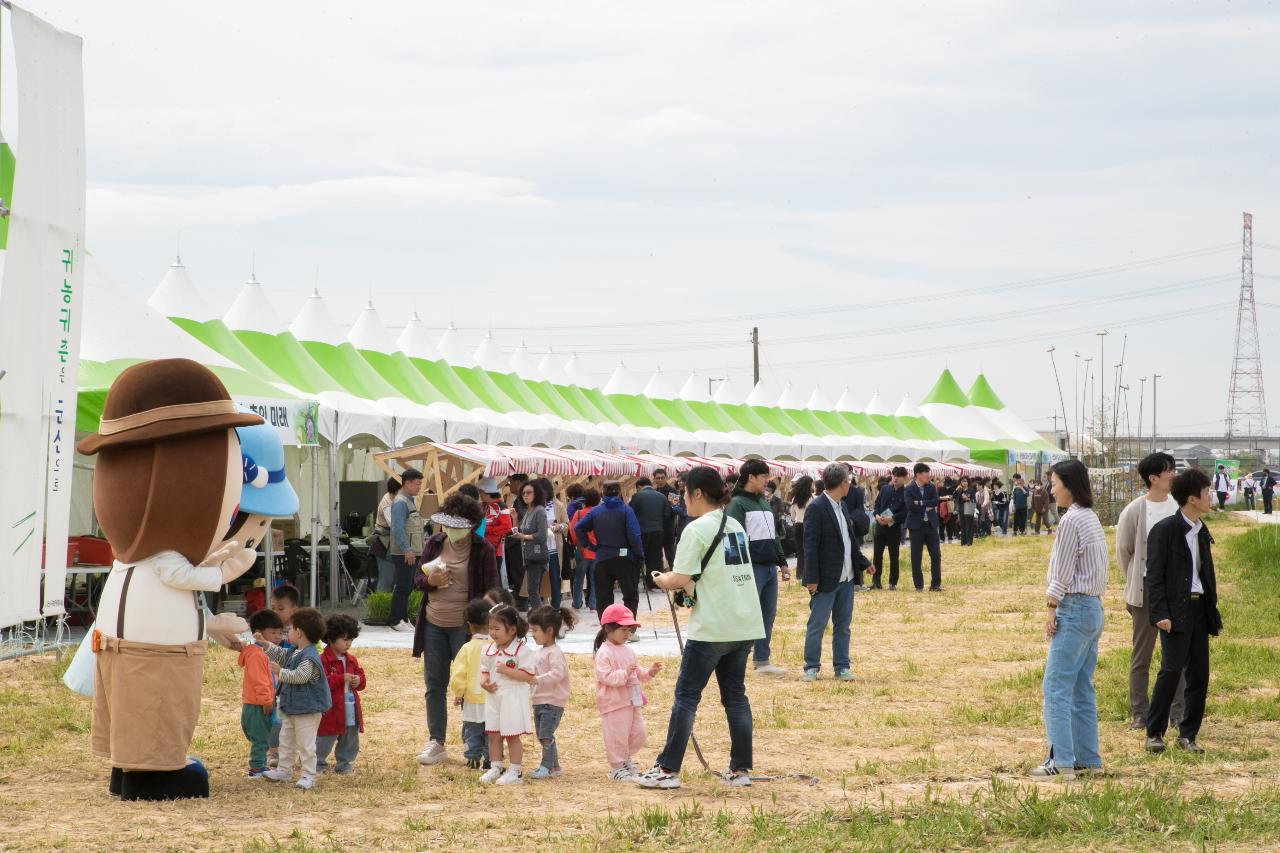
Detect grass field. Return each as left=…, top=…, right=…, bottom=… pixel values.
left=2, top=517, right=1278, bottom=852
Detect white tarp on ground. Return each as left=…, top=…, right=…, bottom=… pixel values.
left=0, top=7, right=85, bottom=625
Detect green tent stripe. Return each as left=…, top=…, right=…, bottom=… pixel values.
left=169, top=318, right=283, bottom=381
left=866, top=413, right=910, bottom=440
left=781, top=407, right=830, bottom=436
left=488, top=371, right=557, bottom=416
left=299, top=341, right=400, bottom=400
left=232, top=330, right=338, bottom=394
left=524, top=379, right=586, bottom=422
left=649, top=398, right=702, bottom=432
left=0, top=142, right=15, bottom=250
left=716, top=403, right=771, bottom=435
left=606, top=394, right=665, bottom=429
left=578, top=387, right=631, bottom=425
left=452, top=365, right=520, bottom=413
left=966, top=374, right=1005, bottom=410
left=360, top=349, right=451, bottom=406
left=921, top=369, right=971, bottom=407
left=410, top=358, right=488, bottom=410
left=684, top=400, right=744, bottom=434
left=554, top=382, right=614, bottom=423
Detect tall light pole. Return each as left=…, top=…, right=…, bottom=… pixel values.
left=1136, top=376, right=1146, bottom=456
left=1097, top=330, right=1109, bottom=463
left=1083, top=358, right=1093, bottom=460
left=1152, top=373, right=1162, bottom=452
left=1073, top=353, right=1081, bottom=457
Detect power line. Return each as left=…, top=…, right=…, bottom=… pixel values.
left=440, top=242, right=1238, bottom=332
left=703, top=301, right=1235, bottom=371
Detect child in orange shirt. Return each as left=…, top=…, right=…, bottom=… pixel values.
left=240, top=610, right=284, bottom=778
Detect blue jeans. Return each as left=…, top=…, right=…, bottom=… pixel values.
left=316, top=725, right=359, bottom=773
left=422, top=621, right=469, bottom=744
left=387, top=554, right=415, bottom=625
left=375, top=556, right=396, bottom=593
left=804, top=579, right=854, bottom=674
left=534, top=703, right=565, bottom=770
left=753, top=564, right=778, bottom=664
left=994, top=505, right=1009, bottom=533
left=572, top=557, right=594, bottom=610
left=655, top=639, right=753, bottom=773
left=462, top=720, right=488, bottom=762
left=1042, top=594, right=1104, bottom=769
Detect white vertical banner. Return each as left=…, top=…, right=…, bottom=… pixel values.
left=0, top=6, right=86, bottom=626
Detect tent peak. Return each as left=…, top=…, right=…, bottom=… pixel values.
left=147, top=255, right=217, bottom=322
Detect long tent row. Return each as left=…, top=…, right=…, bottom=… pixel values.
left=78, top=256, right=1064, bottom=466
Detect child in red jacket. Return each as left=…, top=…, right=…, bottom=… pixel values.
left=316, top=615, right=366, bottom=774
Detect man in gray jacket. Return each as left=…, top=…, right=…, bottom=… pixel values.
left=1115, top=452, right=1185, bottom=730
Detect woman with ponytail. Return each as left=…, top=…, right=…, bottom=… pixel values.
left=636, top=466, right=764, bottom=790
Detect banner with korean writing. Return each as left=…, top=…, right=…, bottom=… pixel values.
left=239, top=398, right=321, bottom=447
left=0, top=7, right=85, bottom=626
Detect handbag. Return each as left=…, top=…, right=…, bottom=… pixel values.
left=368, top=527, right=389, bottom=559
left=674, top=510, right=728, bottom=608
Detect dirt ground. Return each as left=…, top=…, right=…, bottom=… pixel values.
left=2, top=519, right=1277, bottom=852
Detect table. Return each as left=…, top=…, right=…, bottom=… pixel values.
left=65, top=564, right=112, bottom=621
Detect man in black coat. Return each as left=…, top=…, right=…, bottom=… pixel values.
left=903, top=462, right=942, bottom=591
left=1261, top=468, right=1277, bottom=515
left=630, top=476, right=673, bottom=587
left=1145, top=468, right=1223, bottom=754
left=871, top=466, right=908, bottom=589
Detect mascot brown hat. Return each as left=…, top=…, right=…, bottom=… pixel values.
left=76, top=359, right=262, bottom=564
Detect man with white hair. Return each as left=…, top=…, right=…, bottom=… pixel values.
left=800, top=463, right=868, bottom=682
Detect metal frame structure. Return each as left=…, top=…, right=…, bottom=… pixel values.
left=1227, top=212, right=1268, bottom=446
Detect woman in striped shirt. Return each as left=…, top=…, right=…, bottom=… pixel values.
left=1030, top=459, right=1108, bottom=780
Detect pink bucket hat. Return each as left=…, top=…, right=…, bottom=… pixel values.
left=599, top=603, right=641, bottom=628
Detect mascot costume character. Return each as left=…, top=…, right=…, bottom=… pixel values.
left=75, top=358, right=284, bottom=801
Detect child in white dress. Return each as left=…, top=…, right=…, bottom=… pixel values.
left=479, top=604, right=537, bottom=786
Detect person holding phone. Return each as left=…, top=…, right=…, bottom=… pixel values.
left=1030, top=460, right=1108, bottom=780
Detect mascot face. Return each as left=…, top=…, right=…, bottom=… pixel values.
left=94, top=428, right=246, bottom=565
left=220, top=418, right=300, bottom=550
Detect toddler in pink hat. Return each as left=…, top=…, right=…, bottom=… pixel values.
left=593, top=604, right=662, bottom=781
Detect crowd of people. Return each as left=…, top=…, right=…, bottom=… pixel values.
left=231, top=450, right=1233, bottom=789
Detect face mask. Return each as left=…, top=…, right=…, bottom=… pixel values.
left=444, top=527, right=471, bottom=543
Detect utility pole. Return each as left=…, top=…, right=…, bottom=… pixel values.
left=1152, top=373, right=1161, bottom=452
left=751, top=327, right=760, bottom=387
left=1048, top=346, right=1071, bottom=456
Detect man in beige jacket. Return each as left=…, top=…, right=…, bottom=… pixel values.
left=1115, top=452, right=1185, bottom=731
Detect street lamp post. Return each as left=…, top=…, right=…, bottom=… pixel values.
left=1152, top=373, right=1161, bottom=453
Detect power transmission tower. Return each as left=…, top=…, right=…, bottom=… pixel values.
left=1226, top=212, right=1268, bottom=443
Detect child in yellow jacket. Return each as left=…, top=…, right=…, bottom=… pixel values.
left=449, top=599, right=492, bottom=770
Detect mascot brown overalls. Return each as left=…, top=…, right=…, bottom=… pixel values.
left=76, top=358, right=263, bottom=800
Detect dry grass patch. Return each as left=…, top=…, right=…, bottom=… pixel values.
left=2, top=518, right=1278, bottom=851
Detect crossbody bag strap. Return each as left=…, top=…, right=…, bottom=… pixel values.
left=700, top=510, right=729, bottom=572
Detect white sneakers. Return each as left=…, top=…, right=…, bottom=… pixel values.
left=388, top=620, right=412, bottom=632
left=634, top=766, right=680, bottom=789
left=754, top=662, right=786, bottom=676
left=417, top=741, right=447, bottom=765
left=609, top=760, right=640, bottom=782
left=495, top=767, right=523, bottom=785
left=261, top=768, right=291, bottom=782
left=295, top=774, right=315, bottom=791
left=479, top=764, right=523, bottom=785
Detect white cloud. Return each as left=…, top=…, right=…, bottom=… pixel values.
left=620, top=107, right=731, bottom=144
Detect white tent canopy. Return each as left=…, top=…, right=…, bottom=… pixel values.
left=436, top=322, right=476, bottom=368
left=289, top=289, right=346, bottom=346
left=146, top=256, right=216, bottom=321
left=223, top=273, right=288, bottom=334
left=472, top=332, right=511, bottom=374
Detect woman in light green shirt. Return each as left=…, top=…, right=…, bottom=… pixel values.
left=637, top=466, right=764, bottom=791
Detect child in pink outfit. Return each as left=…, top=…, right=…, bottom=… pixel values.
left=594, top=604, right=662, bottom=782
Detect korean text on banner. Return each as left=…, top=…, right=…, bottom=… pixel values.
left=0, top=7, right=86, bottom=626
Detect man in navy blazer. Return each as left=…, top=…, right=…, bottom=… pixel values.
left=802, top=463, right=870, bottom=682
left=903, top=462, right=943, bottom=591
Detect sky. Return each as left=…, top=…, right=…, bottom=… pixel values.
left=22, top=0, right=1280, bottom=437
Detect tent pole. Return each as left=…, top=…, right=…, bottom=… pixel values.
left=309, top=443, right=318, bottom=608
left=328, top=409, right=341, bottom=607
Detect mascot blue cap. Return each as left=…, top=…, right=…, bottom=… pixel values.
left=236, top=418, right=299, bottom=517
